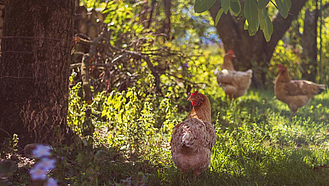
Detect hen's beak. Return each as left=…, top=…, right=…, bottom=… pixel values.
left=230, top=54, right=236, bottom=61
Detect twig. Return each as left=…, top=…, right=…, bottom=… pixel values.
left=167, top=72, right=210, bottom=87
left=0, top=128, right=11, bottom=138
left=0, top=76, right=34, bottom=80
left=120, top=49, right=162, bottom=94
left=270, top=0, right=279, bottom=10
left=70, top=54, right=127, bottom=69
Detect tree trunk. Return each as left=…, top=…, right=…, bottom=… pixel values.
left=0, top=0, right=75, bottom=148
left=209, top=0, right=307, bottom=88
left=301, top=8, right=318, bottom=81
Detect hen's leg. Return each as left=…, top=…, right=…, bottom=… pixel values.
left=182, top=171, right=186, bottom=180
left=290, top=111, right=297, bottom=117
left=192, top=170, right=200, bottom=182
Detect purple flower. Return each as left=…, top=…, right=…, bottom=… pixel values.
left=29, top=165, right=47, bottom=180
left=37, top=158, right=56, bottom=171
left=183, top=62, right=189, bottom=68
left=46, top=178, right=58, bottom=186
left=33, top=145, right=51, bottom=158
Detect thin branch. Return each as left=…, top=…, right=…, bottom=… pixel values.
left=70, top=63, right=117, bottom=69
left=119, top=49, right=162, bottom=94
left=323, top=3, right=329, bottom=10
left=270, top=0, right=279, bottom=10
left=70, top=53, right=128, bottom=69
left=166, top=72, right=210, bottom=87
left=0, top=128, right=11, bottom=138
left=0, top=76, right=34, bottom=80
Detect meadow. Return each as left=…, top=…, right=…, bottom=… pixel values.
left=62, top=72, right=329, bottom=185
left=5, top=46, right=329, bottom=185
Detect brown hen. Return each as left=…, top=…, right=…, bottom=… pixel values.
left=216, top=50, right=253, bottom=99
left=171, top=91, right=216, bottom=181
left=275, top=63, right=327, bottom=115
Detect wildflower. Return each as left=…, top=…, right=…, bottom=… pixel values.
left=33, top=145, right=51, bottom=158
left=46, top=178, right=58, bottom=186
left=183, top=62, right=189, bottom=68
left=29, top=165, right=47, bottom=180
left=37, top=158, right=56, bottom=171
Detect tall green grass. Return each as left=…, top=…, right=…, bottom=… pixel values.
left=63, top=82, right=329, bottom=185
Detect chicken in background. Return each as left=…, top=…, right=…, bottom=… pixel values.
left=216, top=50, right=253, bottom=99
left=275, top=63, right=327, bottom=116
left=171, top=91, right=216, bottom=181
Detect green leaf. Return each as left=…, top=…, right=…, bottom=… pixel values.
left=258, top=0, right=270, bottom=9
left=258, top=9, right=266, bottom=31
left=194, top=0, right=217, bottom=13
left=248, top=26, right=257, bottom=36
left=275, top=0, right=291, bottom=18
left=221, top=0, right=230, bottom=13
left=259, top=8, right=273, bottom=41
left=244, top=0, right=259, bottom=32
left=230, top=0, right=241, bottom=16
left=284, top=0, right=292, bottom=13
left=263, top=9, right=273, bottom=41
left=215, top=8, right=224, bottom=25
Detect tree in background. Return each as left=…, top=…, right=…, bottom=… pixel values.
left=206, top=0, right=308, bottom=87
left=0, top=0, right=75, bottom=148
left=292, top=1, right=329, bottom=82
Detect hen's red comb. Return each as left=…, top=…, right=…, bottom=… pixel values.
left=227, top=50, right=234, bottom=55
left=278, top=63, right=284, bottom=67
left=191, top=90, right=198, bottom=97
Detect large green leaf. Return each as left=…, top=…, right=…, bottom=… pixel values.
left=248, top=26, right=257, bottom=36
left=230, top=0, right=241, bottom=16
left=258, top=0, right=270, bottom=9
left=194, top=0, right=217, bottom=13
left=275, top=0, right=291, bottom=18
left=259, top=8, right=273, bottom=42
left=244, top=0, right=258, bottom=32
left=284, top=0, right=292, bottom=13
left=215, top=8, right=224, bottom=25
left=258, top=9, right=266, bottom=31
left=263, top=9, right=273, bottom=41
left=221, top=0, right=230, bottom=14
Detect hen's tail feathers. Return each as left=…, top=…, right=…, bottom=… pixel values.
left=317, top=84, right=327, bottom=94
left=246, top=69, right=253, bottom=77
left=181, top=132, right=193, bottom=148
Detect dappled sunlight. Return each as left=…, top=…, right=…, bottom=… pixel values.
left=3, top=0, right=329, bottom=185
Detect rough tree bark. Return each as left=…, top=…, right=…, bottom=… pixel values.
left=300, top=2, right=329, bottom=81
left=301, top=8, right=318, bottom=81
left=208, top=0, right=307, bottom=87
left=0, top=0, right=75, bottom=148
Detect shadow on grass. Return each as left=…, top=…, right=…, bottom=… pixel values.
left=154, top=148, right=329, bottom=186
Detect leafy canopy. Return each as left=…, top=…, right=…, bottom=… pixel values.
left=194, top=0, right=292, bottom=42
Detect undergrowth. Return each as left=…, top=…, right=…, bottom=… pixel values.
left=4, top=62, right=329, bottom=185
left=62, top=79, right=329, bottom=185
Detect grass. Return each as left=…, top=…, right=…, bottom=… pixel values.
left=152, top=88, right=329, bottom=186
left=84, top=87, right=329, bottom=185
left=5, top=85, right=329, bottom=185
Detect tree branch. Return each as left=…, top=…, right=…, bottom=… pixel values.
left=265, top=0, right=308, bottom=58
left=323, top=3, right=329, bottom=11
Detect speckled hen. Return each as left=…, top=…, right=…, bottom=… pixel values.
left=171, top=91, right=216, bottom=181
